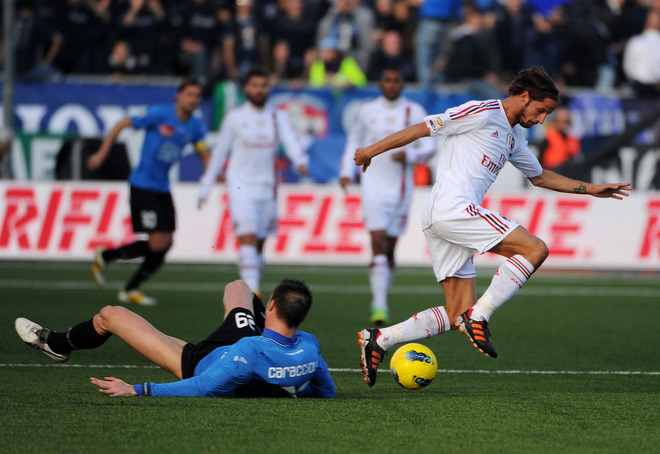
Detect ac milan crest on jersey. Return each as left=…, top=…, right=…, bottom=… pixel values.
left=490, top=130, right=499, bottom=138
left=159, top=123, right=175, bottom=138
left=506, top=133, right=515, bottom=150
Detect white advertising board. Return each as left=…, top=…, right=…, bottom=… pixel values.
left=0, top=181, right=658, bottom=271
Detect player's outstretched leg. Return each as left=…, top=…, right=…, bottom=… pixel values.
left=15, top=318, right=70, bottom=363
left=92, top=246, right=107, bottom=286
left=456, top=309, right=498, bottom=358
left=357, top=328, right=386, bottom=387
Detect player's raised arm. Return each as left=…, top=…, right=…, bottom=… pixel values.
left=528, top=169, right=631, bottom=199
left=354, top=122, right=429, bottom=172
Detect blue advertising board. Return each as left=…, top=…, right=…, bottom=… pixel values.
left=3, top=82, right=656, bottom=183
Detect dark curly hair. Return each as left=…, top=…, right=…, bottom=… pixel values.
left=508, top=66, right=559, bottom=103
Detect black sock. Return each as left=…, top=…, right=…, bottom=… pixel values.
left=47, top=319, right=111, bottom=354
left=124, top=249, right=166, bottom=291
left=103, top=240, right=150, bottom=262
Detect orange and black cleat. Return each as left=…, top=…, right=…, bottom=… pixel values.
left=456, top=310, right=498, bottom=358
left=358, top=328, right=386, bottom=387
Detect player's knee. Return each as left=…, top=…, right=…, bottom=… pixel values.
left=96, top=305, right=130, bottom=330
left=530, top=238, right=549, bottom=266
left=224, top=280, right=253, bottom=307
left=225, top=279, right=248, bottom=293
left=149, top=233, right=173, bottom=253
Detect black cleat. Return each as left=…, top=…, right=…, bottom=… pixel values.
left=358, top=328, right=386, bottom=387
left=456, top=310, right=498, bottom=358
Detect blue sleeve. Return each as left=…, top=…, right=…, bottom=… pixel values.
left=194, top=118, right=207, bottom=145
left=301, top=356, right=335, bottom=398
left=147, top=345, right=254, bottom=397
left=130, top=105, right=164, bottom=130
left=298, top=337, right=335, bottom=398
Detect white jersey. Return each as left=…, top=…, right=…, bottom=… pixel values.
left=199, top=103, right=308, bottom=201
left=422, top=99, right=542, bottom=228
left=340, top=96, right=435, bottom=204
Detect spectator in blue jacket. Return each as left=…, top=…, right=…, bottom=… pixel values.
left=414, top=0, right=462, bottom=88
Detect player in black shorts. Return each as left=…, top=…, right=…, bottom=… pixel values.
left=16, top=279, right=335, bottom=398
left=180, top=291, right=266, bottom=379
left=88, top=79, right=210, bottom=305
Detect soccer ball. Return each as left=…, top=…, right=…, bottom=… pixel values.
left=390, top=343, right=437, bottom=390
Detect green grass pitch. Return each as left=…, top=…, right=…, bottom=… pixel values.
left=1, top=261, right=659, bottom=453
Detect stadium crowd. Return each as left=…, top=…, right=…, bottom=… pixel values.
left=3, top=0, right=660, bottom=97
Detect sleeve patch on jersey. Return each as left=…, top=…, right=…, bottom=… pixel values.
left=159, top=123, right=175, bottom=138
left=429, top=116, right=444, bottom=132
left=506, top=134, right=515, bottom=151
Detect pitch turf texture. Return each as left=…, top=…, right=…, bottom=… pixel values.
left=1, top=261, right=659, bottom=453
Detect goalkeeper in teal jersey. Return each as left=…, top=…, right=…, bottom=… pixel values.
left=15, top=279, right=335, bottom=398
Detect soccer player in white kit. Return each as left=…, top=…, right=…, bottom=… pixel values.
left=198, top=68, right=309, bottom=295
left=339, top=67, right=436, bottom=326
left=354, top=66, right=631, bottom=386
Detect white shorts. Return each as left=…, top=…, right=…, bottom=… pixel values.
left=228, top=189, right=277, bottom=239
left=362, top=197, right=410, bottom=237
left=423, top=202, right=519, bottom=282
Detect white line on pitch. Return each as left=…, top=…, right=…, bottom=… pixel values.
left=1, top=278, right=658, bottom=298
left=2, top=363, right=660, bottom=376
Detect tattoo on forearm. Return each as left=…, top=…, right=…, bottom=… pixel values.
left=573, top=184, right=587, bottom=194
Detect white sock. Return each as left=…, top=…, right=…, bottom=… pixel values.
left=377, top=306, right=450, bottom=350
left=238, top=244, right=261, bottom=293
left=470, top=255, right=534, bottom=322
left=369, top=255, right=390, bottom=311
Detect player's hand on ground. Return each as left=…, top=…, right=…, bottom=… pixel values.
left=591, top=183, right=632, bottom=199
left=90, top=376, right=138, bottom=397
left=354, top=147, right=372, bottom=172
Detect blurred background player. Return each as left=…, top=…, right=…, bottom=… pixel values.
left=354, top=66, right=631, bottom=386
left=15, top=278, right=335, bottom=398
left=88, top=78, right=210, bottom=306
left=339, top=67, right=435, bottom=326
left=197, top=68, right=308, bottom=296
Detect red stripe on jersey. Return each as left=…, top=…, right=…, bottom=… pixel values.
left=466, top=203, right=479, bottom=216
left=451, top=105, right=501, bottom=121
left=450, top=101, right=494, bottom=118
left=449, top=101, right=499, bottom=120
